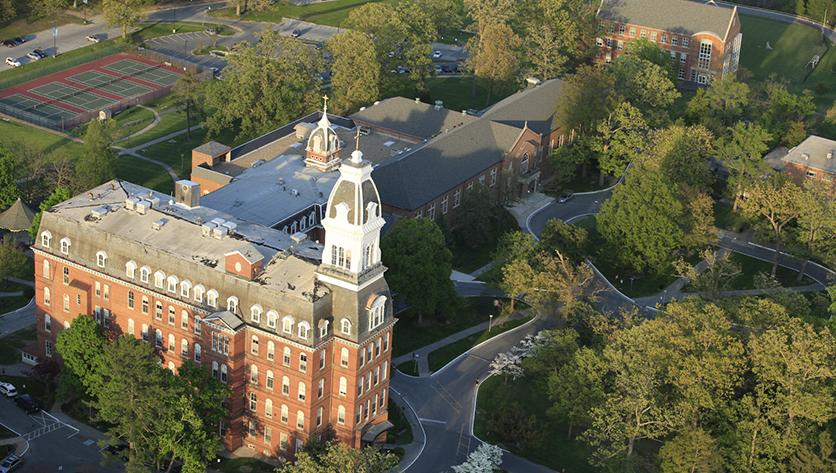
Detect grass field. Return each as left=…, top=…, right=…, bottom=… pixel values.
left=396, top=360, right=419, bottom=376
left=738, top=14, right=836, bottom=109
left=0, top=327, right=35, bottom=365
left=0, top=4, right=83, bottom=41
left=0, top=118, right=86, bottom=160
left=474, top=375, right=595, bottom=472
left=0, top=281, right=33, bottom=316
left=425, top=77, right=515, bottom=113
left=114, top=155, right=175, bottom=194
left=136, top=126, right=240, bottom=178
left=426, top=315, right=532, bottom=372
left=217, top=457, right=275, bottom=473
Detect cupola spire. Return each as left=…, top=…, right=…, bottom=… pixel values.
left=305, top=95, right=341, bottom=172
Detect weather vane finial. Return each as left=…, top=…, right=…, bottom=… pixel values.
left=354, top=127, right=361, bottom=151
left=322, top=95, right=328, bottom=113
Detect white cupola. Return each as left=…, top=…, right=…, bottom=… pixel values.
left=305, top=95, right=341, bottom=172
left=319, top=141, right=385, bottom=281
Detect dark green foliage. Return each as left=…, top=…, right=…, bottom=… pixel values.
left=0, top=147, right=20, bottom=210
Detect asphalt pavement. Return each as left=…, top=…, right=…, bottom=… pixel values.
left=0, top=299, right=34, bottom=337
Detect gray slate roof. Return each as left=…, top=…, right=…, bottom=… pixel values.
left=351, top=97, right=477, bottom=141
left=0, top=198, right=35, bottom=232
left=193, top=141, right=231, bottom=157
left=783, top=135, right=836, bottom=174
left=597, top=0, right=736, bottom=40
left=372, top=79, right=565, bottom=210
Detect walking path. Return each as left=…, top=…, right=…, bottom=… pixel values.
left=5, top=277, right=34, bottom=288
left=0, top=291, right=23, bottom=298
left=0, top=298, right=34, bottom=336
left=114, top=105, right=161, bottom=144
left=115, top=123, right=204, bottom=183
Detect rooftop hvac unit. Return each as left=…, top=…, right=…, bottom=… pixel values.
left=222, top=221, right=238, bottom=233
left=210, top=218, right=225, bottom=226
left=125, top=197, right=140, bottom=210
left=152, top=218, right=168, bottom=231
left=201, top=222, right=217, bottom=237
left=291, top=232, right=308, bottom=244
left=212, top=226, right=228, bottom=239
left=146, top=196, right=161, bottom=208
left=135, top=200, right=150, bottom=215
left=90, top=206, right=109, bottom=219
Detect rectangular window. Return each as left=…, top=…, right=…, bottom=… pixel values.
left=62, top=267, right=69, bottom=285
left=640, top=30, right=646, bottom=39
left=318, top=379, right=324, bottom=398
left=680, top=53, right=687, bottom=64
left=127, top=291, right=135, bottom=309
left=43, top=287, right=50, bottom=306
left=45, top=340, right=53, bottom=357
left=194, top=316, right=201, bottom=335
left=280, top=433, right=288, bottom=451
left=441, top=195, right=448, bottom=215
left=427, top=203, right=436, bottom=220
left=682, top=37, right=689, bottom=47
left=44, top=314, right=51, bottom=332
left=299, top=353, right=307, bottom=373
left=490, top=168, right=497, bottom=186
left=618, top=24, right=625, bottom=34
left=606, top=37, right=613, bottom=48
left=661, top=33, right=668, bottom=43
left=383, top=333, right=389, bottom=352
left=103, top=284, right=109, bottom=301
left=264, top=427, right=272, bottom=443
left=63, top=295, right=69, bottom=313
left=453, top=189, right=461, bottom=208
left=320, top=351, right=326, bottom=370
left=629, top=27, right=636, bottom=37
left=168, top=307, right=175, bottom=326
left=95, top=281, right=101, bottom=298
left=650, top=31, right=657, bottom=42
left=155, top=302, right=162, bottom=320
left=672, top=35, right=678, bottom=46
left=617, top=40, right=624, bottom=50
left=678, top=67, right=686, bottom=79
left=698, top=41, right=712, bottom=69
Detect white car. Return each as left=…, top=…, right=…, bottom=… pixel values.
left=0, top=382, right=17, bottom=397
left=4, top=57, right=20, bottom=68
left=86, top=34, right=100, bottom=43
left=432, top=50, right=442, bottom=59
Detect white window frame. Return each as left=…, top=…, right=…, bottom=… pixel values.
left=154, top=271, right=165, bottom=289
left=41, top=231, right=52, bottom=248
left=95, top=251, right=107, bottom=268
left=298, top=321, right=310, bottom=340
left=267, top=310, right=278, bottom=329
left=341, top=318, right=351, bottom=335
left=59, top=237, right=70, bottom=255
left=125, top=261, right=136, bottom=279
left=250, top=305, right=262, bottom=323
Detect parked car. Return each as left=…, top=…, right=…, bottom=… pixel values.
left=558, top=191, right=574, bottom=203
left=291, top=30, right=301, bottom=38
left=26, top=49, right=46, bottom=60
left=0, top=454, right=22, bottom=473
left=86, top=34, right=100, bottom=43
left=2, top=39, right=16, bottom=48
left=0, top=382, right=16, bottom=397
left=434, top=64, right=443, bottom=74
left=12, top=37, right=25, bottom=45
left=102, top=442, right=129, bottom=462
left=14, top=394, right=38, bottom=414
left=4, top=57, right=20, bottom=68
left=432, top=50, right=442, bottom=59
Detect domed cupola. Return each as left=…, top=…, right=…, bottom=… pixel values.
left=319, top=139, right=385, bottom=279
left=305, top=96, right=341, bottom=172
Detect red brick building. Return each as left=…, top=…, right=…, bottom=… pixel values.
left=595, top=0, right=742, bottom=84
left=774, top=135, right=836, bottom=189
left=33, top=146, right=394, bottom=460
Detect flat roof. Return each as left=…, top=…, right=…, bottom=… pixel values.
left=783, top=135, right=836, bottom=174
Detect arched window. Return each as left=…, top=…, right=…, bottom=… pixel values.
left=266, top=370, right=274, bottom=390
left=193, top=285, right=205, bottom=303
left=339, top=376, right=347, bottom=396
left=309, top=211, right=316, bottom=226
left=250, top=364, right=258, bottom=384
left=194, top=343, right=202, bottom=362
left=155, top=329, right=163, bottom=348
left=180, top=338, right=188, bottom=357
left=251, top=336, right=259, bottom=356
left=43, top=287, right=50, bottom=306
left=281, top=376, right=290, bottom=395
left=207, top=290, right=218, bottom=308
left=166, top=275, right=178, bottom=293
left=282, top=316, right=294, bottom=334
left=180, top=310, right=189, bottom=330
left=341, top=319, right=351, bottom=335
left=95, top=251, right=107, bottom=268
left=42, top=259, right=50, bottom=279
left=298, top=382, right=306, bottom=401
left=180, top=280, right=191, bottom=298
left=340, top=347, right=349, bottom=368
left=337, top=405, right=346, bottom=425
left=267, top=341, right=275, bottom=361
left=140, top=266, right=151, bottom=283
left=154, top=271, right=165, bottom=288
left=250, top=305, right=262, bottom=323
left=267, top=310, right=278, bottom=329
left=167, top=333, right=175, bottom=352
left=141, top=296, right=149, bottom=314
left=368, top=296, right=386, bottom=330
left=319, top=320, right=329, bottom=337
left=290, top=222, right=297, bottom=234
left=297, top=321, right=310, bottom=340
left=249, top=392, right=257, bottom=412
left=125, top=260, right=136, bottom=279
left=40, top=230, right=52, bottom=248
left=281, top=404, right=289, bottom=423
left=227, top=296, right=238, bottom=313
left=212, top=361, right=219, bottom=378
left=283, top=347, right=291, bottom=366
left=296, top=411, right=304, bottom=430
left=220, top=364, right=228, bottom=383
left=300, top=215, right=307, bottom=231
left=59, top=237, right=70, bottom=255
left=265, top=399, right=273, bottom=418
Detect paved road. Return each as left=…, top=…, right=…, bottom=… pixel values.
left=0, top=298, right=35, bottom=337
left=392, top=315, right=557, bottom=473
left=526, top=190, right=610, bottom=237
left=1, top=14, right=122, bottom=70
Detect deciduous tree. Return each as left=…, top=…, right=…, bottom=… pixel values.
left=0, top=147, right=20, bottom=210
left=658, top=428, right=723, bottom=473
left=29, top=187, right=71, bottom=239
left=538, top=218, right=589, bottom=262
left=102, top=0, right=147, bottom=40
left=278, top=441, right=399, bottom=473
left=795, top=179, right=836, bottom=271
left=555, top=65, right=616, bottom=133
left=55, top=315, right=107, bottom=398
left=610, top=55, right=679, bottom=124
left=674, top=249, right=741, bottom=298
left=716, top=121, right=772, bottom=210
left=590, top=101, right=646, bottom=182
left=327, top=31, right=380, bottom=115
left=75, top=118, right=116, bottom=191
left=686, top=78, right=751, bottom=133
left=171, top=71, right=201, bottom=140
left=0, top=0, right=15, bottom=24
left=0, top=237, right=29, bottom=280
left=452, top=442, right=503, bottom=473
left=467, top=22, right=521, bottom=104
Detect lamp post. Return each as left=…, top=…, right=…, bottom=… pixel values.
left=488, top=314, right=493, bottom=332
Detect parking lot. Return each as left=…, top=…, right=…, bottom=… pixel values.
left=0, top=395, right=120, bottom=472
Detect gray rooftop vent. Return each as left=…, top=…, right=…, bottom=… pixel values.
left=828, top=150, right=833, bottom=159
left=210, top=217, right=225, bottom=226
left=146, top=195, right=161, bottom=208
left=174, top=180, right=201, bottom=209
left=152, top=218, right=168, bottom=231
left=290, top=232, right=308, bottom=244
left=201, top=222, right=216, bottom=237
left=90, top=206, right=109, bottom=219
left=222, top=221, right=238, bottom=233
left=414, top=97, right=420, bottom=103
left=212, top=225, right=228, bottom=239
left=291, top=189, right=299, bottom=197
left=251, top=159, right=265, bottom=168
left=802, top=153, right=810, bottom=160
left=125, top=197, right=140, bottom=210
left=135, top=200, right=150, bottom=215
left=526, top=77, right=542, bottom=87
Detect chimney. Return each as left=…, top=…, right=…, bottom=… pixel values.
left=175, top=180, right=201, bottom=208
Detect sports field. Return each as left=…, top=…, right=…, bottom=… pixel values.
left=0, top=53, right=183, bottom=130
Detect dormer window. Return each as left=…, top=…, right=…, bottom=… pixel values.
left=267, top=310, right=278, bottom=329
left=368, top=296, right=386, bottom=331
left=180, top=280, right=191, bottom=298
left=154, top=271, right=165, bottom=289
left=126, top=261, right=137, bottom=279
left=298, top=321, right=310, bottom=340
left=227, top=296, right=238, bottom=313
left=166, top=275, right=178, bottom=293
left=250, top=305, right=262, bottom=323
left=41, top=231, right=52, bottom=248
left=207, top=290, right=218, bottom=308
left=319, top=320, right=329, bottom=337
left=341, top=318, right=351, bottom=336
left=96, top=251, right=107, bottom=268
left=59, top=237, right=71, bottom=255
left=140, top=266, right=150, bottom=283
left=282, top=316, right=294, bottom=334
left=194, top=285, right=205, bottom=303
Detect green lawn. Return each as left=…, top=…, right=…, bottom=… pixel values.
left=396, top=360, right=418, bottom=376
left=392, top=297, right=506, bottom=358
left=210, top=0, right=398, bottom=27
left=727, top=252, right=813, bottom=289
left=0, top=327, right=34, bottom=366
left=738, top=14, right=835, bottom=109
left=136, top=126, right=241, bottom=178
left=0, top=119, right=86, bottom=160
left=0, top=374, right=53, bottom=410
left=114, top=155, right=174, bottom=194
left=386, top=401, right=413, bottom=445
left=425, top=76, right=515, bottom=113
left=61, top=397, right=114, bottom=432
left=71, top=105, right=157, bottom=141
left=427, top=315, right=533, bottom=372
left=0, top=280, right=34, bottom=315
left=474, top=375, right=595, bottom=472
left=0, top=3, right=83, bottom=41
left=216, top=457, right=276, bottom=473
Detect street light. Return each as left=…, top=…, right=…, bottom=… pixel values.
left=488, top=314, right=493, bottom=332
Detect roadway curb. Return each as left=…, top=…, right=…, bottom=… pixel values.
left=388, top=386, right=426, bottom=473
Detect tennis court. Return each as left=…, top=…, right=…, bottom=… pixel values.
left=0, top=52, right=185, bottom=130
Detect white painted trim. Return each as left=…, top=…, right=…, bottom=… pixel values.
left=315, top=271, right=382, bottom=292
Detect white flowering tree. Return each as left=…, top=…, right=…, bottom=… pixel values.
left=452, top=443, right=503, bottom=473
left=489, top=352, right=523, bottom=383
